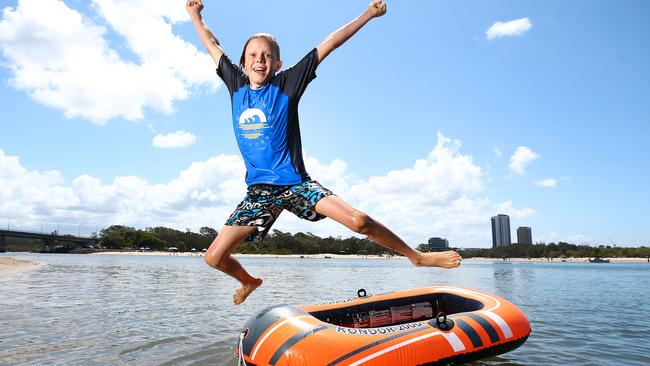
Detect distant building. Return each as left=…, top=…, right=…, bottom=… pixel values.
left=517, top=227, right=532, bottom=245
left=428, top=237, right=449, bottom=252
left=491, top=214, right=511, bottom=248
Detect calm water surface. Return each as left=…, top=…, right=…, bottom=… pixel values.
left=1, top=253, right=649, bottom=365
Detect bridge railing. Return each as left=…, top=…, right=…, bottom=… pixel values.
left=0, top=229, right=97, bottom=240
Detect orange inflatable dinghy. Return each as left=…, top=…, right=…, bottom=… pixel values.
left=236, top=286, right=530, bottom=365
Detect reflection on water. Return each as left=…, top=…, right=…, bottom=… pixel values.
left=1, top=254, right=650, bottom=365
left=492, top=263, right=515, bottom=297
left=490, top=263, right=536, bottom=302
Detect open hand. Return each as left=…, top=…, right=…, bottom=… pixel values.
left=186, top=0, right=204, bottom=15
left=367, top=0, right=387, bottom=18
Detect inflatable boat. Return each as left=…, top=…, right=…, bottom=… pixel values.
left=236, top=286, right=530, bottom=365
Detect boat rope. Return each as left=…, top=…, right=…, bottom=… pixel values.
left=238, top=331, right=248, bottom=366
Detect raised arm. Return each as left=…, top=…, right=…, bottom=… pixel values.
left=316, top=0, right=387, bottom=64
left=186, top=0, right=224, bottom=66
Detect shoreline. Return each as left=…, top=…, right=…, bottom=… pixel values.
left=0, top=256, right=43, bottom=276
left=470, top=257, right=650, bottom=263
left=90, top=251, right=400, bottom=260
left=88, top=251, right=650, bottom=263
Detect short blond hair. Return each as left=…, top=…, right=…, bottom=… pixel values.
left=239, top=33, right=281, bottom=67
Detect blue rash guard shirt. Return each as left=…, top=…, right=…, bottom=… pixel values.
left=217, top=48, right=319, bottom=186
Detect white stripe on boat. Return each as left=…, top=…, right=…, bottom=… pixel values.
left=348, top=330, right=464, bottom=366
left=441, top=331, right=466, bottom=352
left=250, top=315, right=311, bottom=360
left=482, top=311, right=513, bottom=339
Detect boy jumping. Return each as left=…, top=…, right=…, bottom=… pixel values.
left=186, top=0, right=462, bottom=305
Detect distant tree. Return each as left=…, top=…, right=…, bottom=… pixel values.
left=100, top=225, right=137, bottom=249
left=134, top=231, right=166, bottom=250
left=97, top=226, right=649, bottom=258
left=416, top=244, right=429, bottom=252
left=200, top=227, right=218, bottom=238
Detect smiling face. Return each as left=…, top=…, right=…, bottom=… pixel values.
left=241, top=36, right=282, bottom=88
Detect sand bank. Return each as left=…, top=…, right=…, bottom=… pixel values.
left=235, top=253, right=400, bottom=260
left=90, top=252, right=649, bottom=263
left=0, top=257, right=43, bottom=275
left=91, top=251, right=399, bottom=260
left=92, top=250, right=203, bottom=257
left=469, top=257, right=650, bottom=263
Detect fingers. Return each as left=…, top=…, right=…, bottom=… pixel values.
left=186, top=0, right=203, bottom=10
left=375, top=0, right=386, bottom=7
left=369, top=0, right=387, bottom=17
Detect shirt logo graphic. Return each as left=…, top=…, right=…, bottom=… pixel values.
left=238, top=108, right=270, bottom=140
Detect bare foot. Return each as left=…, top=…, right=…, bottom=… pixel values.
left=410, top=251, right=462, bottom=269
left=233, top=278, right=263, bottom=305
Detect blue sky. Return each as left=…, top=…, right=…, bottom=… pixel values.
left=1, top=0, right=648, bottom=247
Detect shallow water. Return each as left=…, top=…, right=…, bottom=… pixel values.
left=1, top=253, right=649, bottom=365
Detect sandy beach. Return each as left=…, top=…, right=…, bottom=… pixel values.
left=91, top=251, right=399, bottom=260
left=235, top=253, right=399, bottom=260
left=0, top=257, right=43, bottom=275
left=470, top=257, right=650, bottom=263
left=90, top=251, right=649, bottom=263
left=92, top=250, right=204, bottom=257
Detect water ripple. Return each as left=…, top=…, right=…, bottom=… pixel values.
left=2, top=255, right=649, bottom=365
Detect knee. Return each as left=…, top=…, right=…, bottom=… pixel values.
left=349, top=210, right=373, bottom=235
left=204, top=252, right=225, bottom=270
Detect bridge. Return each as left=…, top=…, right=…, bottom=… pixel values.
left=0, top=229, right=97, bottom=252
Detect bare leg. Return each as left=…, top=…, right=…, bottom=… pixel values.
left=205, top=225, right=263, bottom=304
left=315, top=196, right=461, bottom=268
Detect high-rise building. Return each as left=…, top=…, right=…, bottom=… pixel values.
left=491, top=214, right=511, bottom=248
left=517, top=227, right=532, bottom=245
left=428, top=237, right=449, bottom=252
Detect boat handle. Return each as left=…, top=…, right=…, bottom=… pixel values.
left=357, top=288, right=367, bottom=298
left=435, top=312, right=454, bottom=331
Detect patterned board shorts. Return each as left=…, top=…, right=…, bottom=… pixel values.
left=225, top=180, right=334, bottom=243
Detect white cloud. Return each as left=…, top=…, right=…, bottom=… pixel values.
left=509, top=146, right=538, bottom=175
left=492, top=201, right=535, bottom=219
left=493, top=146, right=502, bottom=157
left=153, top=130, right=196, bottom=149
left=351, top=133, right=483, bottom=212
left=0, top=147, right=246, bottom=233
left=486, top=17, right=532, bottom=40
left=0, top=0, right=218, bottom=124
left=0, top=133, right=536, bottom=247
left=340, top=133, right=486, bottom=245
left=535, top=178, right=557, bottom=188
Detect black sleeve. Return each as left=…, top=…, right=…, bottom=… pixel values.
left=277, top=48, right=319, bottom=100
left=216, top=54, right=247, bottom=97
